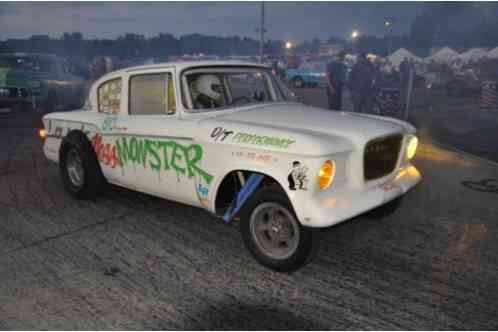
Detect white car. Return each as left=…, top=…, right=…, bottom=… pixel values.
left=41, top=61, right=421, bottom=271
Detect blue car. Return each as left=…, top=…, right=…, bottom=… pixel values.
left=286, top=61, right=327, bottom=88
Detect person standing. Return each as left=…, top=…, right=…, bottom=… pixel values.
left=326, top=52, right=347, bottom=110
left=350, top=53, right=376, bottom=113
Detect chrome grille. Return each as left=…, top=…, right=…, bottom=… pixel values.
left=364, top=134, right=402, bottom=181
left=0, top=87, right=29, bottom=99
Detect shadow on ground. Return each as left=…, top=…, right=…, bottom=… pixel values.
left=184, top=301, right=331, bottom=330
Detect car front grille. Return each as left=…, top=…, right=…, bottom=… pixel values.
left=0, top=87, right=29, bottom=99
left=364, top=134, right=403, bottom=181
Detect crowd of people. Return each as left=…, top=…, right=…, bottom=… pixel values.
left=324, top=52, right=414, bottom=114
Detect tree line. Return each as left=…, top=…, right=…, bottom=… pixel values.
left=0, top=32, right=301, bottom=61
left=2, top=3, right=498, bottom=61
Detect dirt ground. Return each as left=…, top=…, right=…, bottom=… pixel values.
left=1, top=100, right=498, bottom=329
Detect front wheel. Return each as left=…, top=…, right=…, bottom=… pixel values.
left=240, top=186, right=320, bottom=272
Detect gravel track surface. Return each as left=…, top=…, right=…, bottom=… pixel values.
left=0, top=111, right=497, bottom=329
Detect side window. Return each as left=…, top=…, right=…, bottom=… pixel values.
left=98, top=78, right=122, bottom=114
left=129, top=73, right=176, bottom=115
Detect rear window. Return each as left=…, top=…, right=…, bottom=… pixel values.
left=98, top=78, right=122, bottom=114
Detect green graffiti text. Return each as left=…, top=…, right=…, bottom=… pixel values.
left=232, top=132, right=295, bottom=149
left=115, top=136, right=213, bottom=184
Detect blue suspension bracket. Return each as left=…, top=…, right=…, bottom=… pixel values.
left=222, top=173, right=264, bottom=223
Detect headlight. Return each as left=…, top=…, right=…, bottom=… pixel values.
left=0, top=88, right=9, bottom=97
left=38, top=128, right=46, bottom=139
left=317, top=160, right=335, bottom=190
left=406, top=136, right=418, bottom=160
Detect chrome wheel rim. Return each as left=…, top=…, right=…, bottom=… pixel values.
left=249, top=202, right=300, bottom=260
left=66, top=148, right=84, bottom=188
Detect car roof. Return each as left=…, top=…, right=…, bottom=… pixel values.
left=108, top=60, right=268, bottom=77
left=0, top=52, right=58, bottom=59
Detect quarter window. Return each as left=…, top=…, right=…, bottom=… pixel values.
left=98, top=78, right=122, bottom=114
left=129, top=73, right=176, bottom=115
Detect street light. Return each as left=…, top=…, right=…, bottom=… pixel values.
left=351, top=30, right=359, bottom=41
left=385, top=20, right=391, bottom=28
left=285, top=41, right=293, bottom=50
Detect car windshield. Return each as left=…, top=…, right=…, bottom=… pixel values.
left=183, top=67, right=295, bottom=111
left=0, top=56, right=55, bottom=72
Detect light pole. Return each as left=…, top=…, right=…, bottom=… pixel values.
left=385, top=20, right=393, bottom=56
left=258, top=2, right=266, bottom=63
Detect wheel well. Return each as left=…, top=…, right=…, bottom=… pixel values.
left=214, top=170, right=286, bottom=216
left=60, top=130, right=95, bottom=161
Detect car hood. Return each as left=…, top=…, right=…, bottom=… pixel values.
left=198, top=103, right=413, bottom=156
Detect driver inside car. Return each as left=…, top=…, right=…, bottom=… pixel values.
left=194, top=74, right=224, bottom=109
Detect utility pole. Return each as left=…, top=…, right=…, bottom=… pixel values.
left=259, top=2, right=265, bottom=63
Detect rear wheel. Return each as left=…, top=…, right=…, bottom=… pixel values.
left=59, top=131, right=106, bottom=200
left=240, top=186, right=319, bottom=272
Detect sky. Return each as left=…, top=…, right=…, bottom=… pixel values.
left=0, top=2, right=425, bottom=42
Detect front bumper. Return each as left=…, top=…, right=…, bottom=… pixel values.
left=0, top=97, right=31, bottom=110
left=299, top=165, right=421, bottom=228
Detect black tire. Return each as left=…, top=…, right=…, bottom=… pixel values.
left=59, top=130, right=107, bottom=200
left=240, top=185, right=320, bottom=272
left=364, top=196, right=403, bottom=219
left=45, top=90, right=57, bottom=113
left=291, top=76, right=304, bottom=89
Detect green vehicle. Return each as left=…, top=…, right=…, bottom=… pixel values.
left=0, top=65, right=32, bottom=114
left=0, top=53, right=86, bottom=113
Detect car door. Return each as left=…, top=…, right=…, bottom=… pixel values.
left=113, top=69, right=202, bottom=206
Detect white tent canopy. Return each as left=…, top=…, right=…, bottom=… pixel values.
left=458, top=48, right=488, bottom=62
left=425, top=47, right=459, bottom=64
left=487, top=47, right=498, bottom=59
left=387, top=48, right=421, bottom=68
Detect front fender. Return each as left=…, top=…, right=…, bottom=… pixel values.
left=206, top=151, right=327, bottom=226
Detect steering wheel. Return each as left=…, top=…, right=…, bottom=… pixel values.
left=231, top=96, right=251, bottom=105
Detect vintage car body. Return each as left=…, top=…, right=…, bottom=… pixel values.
left=42, top=61, right=421, bottom=271
left=0, top=53, right=86, bottom=112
